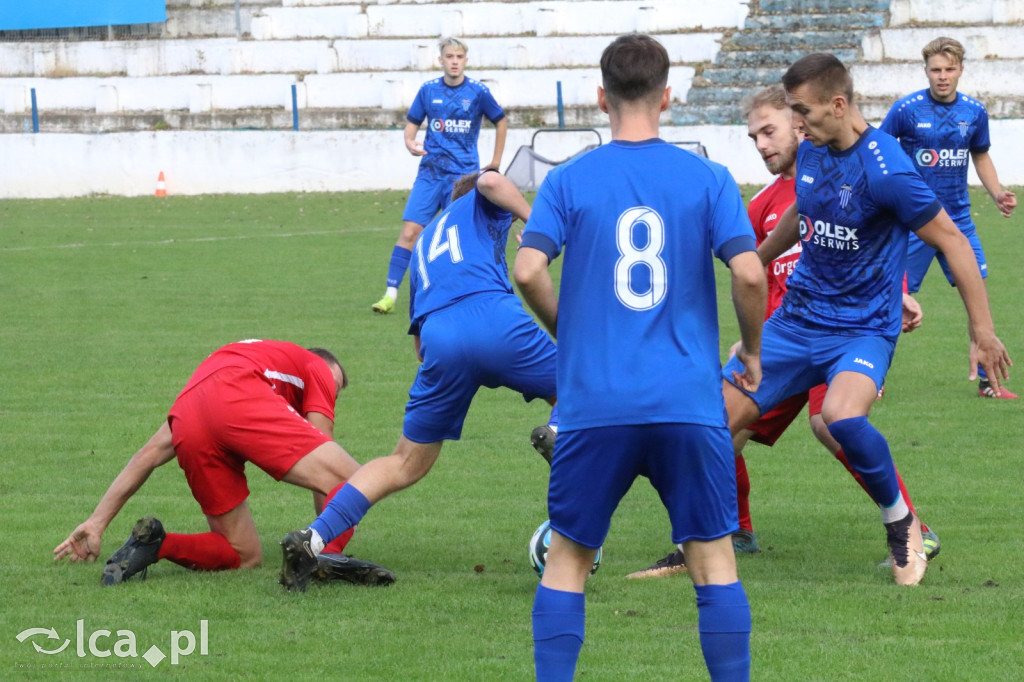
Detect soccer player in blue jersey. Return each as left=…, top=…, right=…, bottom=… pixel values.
left=741, top=53, right=1011, bottom=587
left=515, top=34, right=767, bottom=681
left=372, top=37, right=508, bottom=314
left=879, top=36, right=1018, bottom=398
left=279, top=169, right=557, bottom=591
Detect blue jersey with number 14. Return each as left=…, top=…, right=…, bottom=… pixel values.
left=524, top=139, right=756, bottom=432
left=408, top=180, right=514, bottom=333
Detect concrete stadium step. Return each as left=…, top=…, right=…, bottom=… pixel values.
left=670, top=102, right=742, bottom=126
left=729, top=29, right=864, bottom=50
left=716, top=47, right=861, bottom=68
left=699, top=66, right=787, bottom=87
left=760, top=0, right=888, bottom=11
left=744, top=12, right=886, bottom=31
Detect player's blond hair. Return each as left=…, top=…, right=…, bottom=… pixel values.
left=922, top=37, right=965, bottom=65
left=741, top=84, right=787, bottom=119
left=439, top=36, right=468, bottom=55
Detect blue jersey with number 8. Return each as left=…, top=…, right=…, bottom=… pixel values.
left=523, top=139, right=756, bottom=431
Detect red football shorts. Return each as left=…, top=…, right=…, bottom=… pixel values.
left=168, top=367, right=332, bottom=516
left=746, top=383, right=827, bottom=446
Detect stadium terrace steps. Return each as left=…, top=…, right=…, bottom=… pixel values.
left=888, top=0, right=1024, bottom=25
left=3, top=0, right=1024, bottom=132
left=251, top=0, right=746, bottom=41
left=0, top=34, right=721, bottom=78
left=760, top=0, right=889, bottom=11
left=674, top=0, right=887, bottom=125
left=863, top=26, right=1024, bottom=61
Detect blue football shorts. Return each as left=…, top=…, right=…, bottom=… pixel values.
left=403, top=292, right=557, bottom=443
left=547, top=423, right=738, bottom=549
left=402, top=171, right=458, bottom=226
left=722, top=313, right=897, bottom=416
left=905, top=221, right=986, bottom=293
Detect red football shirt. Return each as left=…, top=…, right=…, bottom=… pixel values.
left=178, top=339, right=337, bottom=420
left=747, top=175, right=800, bottom=318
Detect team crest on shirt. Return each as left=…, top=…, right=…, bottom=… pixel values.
left=957, top=120, right=970, bottom=138
left=838, top=183, right=853, bottom=209
left=461, top=98, right=471, bottom=113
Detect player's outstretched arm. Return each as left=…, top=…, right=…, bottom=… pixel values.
left=52, top=423, right=177, bottom=563
left=757, top=203, right=800, bottom=265
left=477, top=170, right=531, bottom=222
left=972, top=150, right=1016, bottom=218
left=915, top=210, right=1013, bottom=391
left=514, top=246, right=558, bottom=337
left=728, top=250, right=767, bottom=393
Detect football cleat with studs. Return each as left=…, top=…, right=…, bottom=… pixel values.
left=625, top=548, right=687, bottom=579
left=884, top=512, right=927, bottom=586
left=279, top=528, right=318, bottom=593
left=101, top=517, right=166, bottom=586
left=371, top=295, right=396, bottom=314
left=313, top=553, right=396, bottom=587
left=978, top=379, right=1017, bottom=399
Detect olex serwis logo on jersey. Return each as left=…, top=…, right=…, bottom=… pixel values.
left=914, top=148, right=969, bottom=168
left=798, top=214, right=860, bottom=251
left=429, top=118, right=472, bottom=134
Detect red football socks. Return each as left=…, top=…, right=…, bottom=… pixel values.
left=158, top=532, right=242, bottom=571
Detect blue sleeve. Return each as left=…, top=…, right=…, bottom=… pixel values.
left=479, top=85, right=505, bottom=124
left=710, top=167, right=758, bottom=263
left=521, top=171, right=566, bottom=261
left=871, top=165, right=942, bottom=231
left=970, top=106, right=991, bottom=153
left=519, top=232, right=559, bottom=262
left=407, top=85, right=427, bottom=125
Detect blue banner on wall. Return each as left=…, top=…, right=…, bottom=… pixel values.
left=0, top=0, right=166, bottom=31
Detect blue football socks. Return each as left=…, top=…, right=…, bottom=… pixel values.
left=827, top=416, right=900, bottom=508
left=310, top=484, right=371, bottom=545
left=532, top=584, right=585, bottom=682
left=695, top=582, right=751, bottom=682
left=386, top=246, right=413, bottom=289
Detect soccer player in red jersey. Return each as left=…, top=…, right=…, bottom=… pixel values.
left=628, top=85, right=938, bottom=579
left=54, top=340, right=393, bottom=587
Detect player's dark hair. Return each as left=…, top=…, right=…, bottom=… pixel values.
left=600, top=33, right=669, bottom=109
left=451, top=171, right=481, bottom=201
left=307, top=347, right=347, bottom=389
left=782, top=53, right=854, bottom=104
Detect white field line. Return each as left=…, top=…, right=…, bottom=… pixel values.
left=0, top=225, right=394, bottom=253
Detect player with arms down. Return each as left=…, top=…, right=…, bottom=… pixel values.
left=515, top=33, right=766, bottom=681
left=880, top=36, right=1017, bottom=398
left=372, top=37, right=508, bottom=315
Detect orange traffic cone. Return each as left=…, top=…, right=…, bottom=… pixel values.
left=155, top=171, right=167, bottom=197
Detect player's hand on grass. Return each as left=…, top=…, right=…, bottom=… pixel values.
left=969, top=333, right=1012, bottom=394
left=901, top=293, right=923, bottom=333
left=995, top=190, right=1016, bottom=218
left=53, top=522, right=103, bottom=563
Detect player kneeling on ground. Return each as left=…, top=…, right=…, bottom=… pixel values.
left=53, top=340, right=394, bottom=588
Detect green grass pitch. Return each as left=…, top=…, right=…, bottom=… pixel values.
left=0, top=187, right=1021, bottom=679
